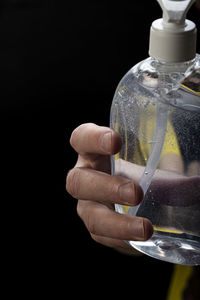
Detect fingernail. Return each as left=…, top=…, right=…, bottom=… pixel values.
left=101, top=132, right=112, bottom=153
left=119, top=182, right=143, bottom=205
left=132, top=218, right=153, bottom=241
left=119, top=182, right=135, bottom=204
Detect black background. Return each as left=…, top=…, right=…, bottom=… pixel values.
left=2, top=0, right=199, bottom=298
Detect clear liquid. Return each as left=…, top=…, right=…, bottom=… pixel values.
left=110, top=56, right=200, bottom=265
left=113, top=158, right=200, bottom=265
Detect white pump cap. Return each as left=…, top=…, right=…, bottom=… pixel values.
left=149, top=0, right=197, bottom=62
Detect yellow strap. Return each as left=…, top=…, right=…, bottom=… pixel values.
left=182, top=84, right=200, bottom=95
left=166, top=265, right=193, bottom=300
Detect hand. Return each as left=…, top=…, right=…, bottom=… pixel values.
left=115, top=159, right=200, bottom=207
left=66, top=123, right=153, bottom=254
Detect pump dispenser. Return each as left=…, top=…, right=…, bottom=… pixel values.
left=110, top=0, right=200, bottom=265
left=149, top=0, right=197, bottom=62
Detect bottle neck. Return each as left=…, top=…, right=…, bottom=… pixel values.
left=151, top=55, right=197, bottom=74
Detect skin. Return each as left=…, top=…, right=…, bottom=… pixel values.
left=66, top=123, right=153, bottom=254
left=66, top=122, right=200, bottom=253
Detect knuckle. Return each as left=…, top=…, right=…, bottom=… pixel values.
left=110, top=183, right=120, bottom=202
left=103, top=176, right=121, bottom=200
left=66, top=168, right=81, bottom=198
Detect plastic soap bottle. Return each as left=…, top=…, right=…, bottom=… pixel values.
left=110, top=0, right=200, bottom=265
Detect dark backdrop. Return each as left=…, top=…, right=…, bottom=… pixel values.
left=2, top=0, right=199, bottom=298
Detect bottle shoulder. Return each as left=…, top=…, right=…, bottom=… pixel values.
left=113, top=54, right=200, bottom=106
left=113, top=57, right=160, bottom=101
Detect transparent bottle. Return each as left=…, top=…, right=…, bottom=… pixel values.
left=110, top=0, right=200, bottom=265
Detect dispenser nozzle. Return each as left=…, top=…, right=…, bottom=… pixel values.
left=149, top=0, right=197, bottom=62
left=157, top=0, right=196, bottom=25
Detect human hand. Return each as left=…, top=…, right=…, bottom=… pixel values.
left=66, top=123, right=153, bottom=254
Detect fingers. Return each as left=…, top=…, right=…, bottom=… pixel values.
left=70, top=123, right=122, bottom=156
left=66, top=167, right=143, bottom=206
left=90, top=234, right=142, bottom=255
left=67, top=123, right=154, bottom=252
left=90, top=234, right=144, bottom=255
left=90, top=234, right=131, bottom=250
left=77, top=200, right=153, bottom=242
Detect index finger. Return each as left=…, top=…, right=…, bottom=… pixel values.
left=70, top=123, right=122, bottom=156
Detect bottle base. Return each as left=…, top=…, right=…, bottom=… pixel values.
left=129, top=231, right=200, bottom=266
